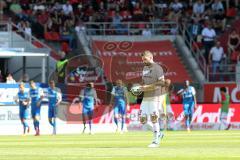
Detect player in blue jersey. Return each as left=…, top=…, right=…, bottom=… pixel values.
left=47, top=80, right=62, bottom=135
left=14, top=83, right=30, bottom=136
left=110, top=79, right=129, bottom=133
left=29, top=81, right=44, bottom=136
left=79, top=82, right=99, bottom=134
left=177, top=80, right=197, bottom=132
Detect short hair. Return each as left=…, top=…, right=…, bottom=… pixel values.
left=220, top=87, right=227, bottom=93
left=19, top=82, right=25, bottom=87
left=49, top=80, right=55, bottom=84
left=142, top=50, right=153, bottom=58
left=30, top=80, right=35, bottom=84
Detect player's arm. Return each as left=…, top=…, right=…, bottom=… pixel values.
left=27, top=92, right=32, bottom=106
left=177, top=88, right=184, bottom=95
left=56, top=89, right=62, bottom=106
left=14, top=94, right=19, bottom=104
left=93, top=89, right=100, bottom=106
left=192, top=87, right=197, bottom=109
left=79, top=89, right=84, bottom=102
left=109, top=87, right=115, bottom=106
left=141, top=78, right=168, bottom=91
left=37, top=88, right=44, bottom=107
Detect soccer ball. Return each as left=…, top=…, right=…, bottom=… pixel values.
left=130, top=84, right=142, bottom=96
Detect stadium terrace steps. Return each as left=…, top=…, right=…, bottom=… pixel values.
left=92, top=40, right=192, bottom=83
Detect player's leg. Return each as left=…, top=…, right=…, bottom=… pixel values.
left=149, top=98, right=162, bottom=147
left=34, top=114, right=40, bottom=136
left=183, top=103, right=190, bottom=131
left=82, top=107, right=88, bottom=133
left=219, top=112, right=228, bottom=130
left=167, top=112, right=175, bottom=130
left=120, top=103, right=126, bottom=133
left=157, top=95, right=165, bottom=140
left=82, top=113, right=86, bottom=133
left=159, top=113, right=166, bottom=131
left=87, top=109, right=94, bottom=134
left=52, top=107, right=57, bottom=135
left=31, top=109, right=36, bottom=131
left=22, top=109, right=30, bottom=135
left=187, top=102, right=195, bottom=131
left=139, top=101, right=148, bottom=125
left=113, top=105, right=120, bottom=132
left=48, top=107, right=56, bottom=135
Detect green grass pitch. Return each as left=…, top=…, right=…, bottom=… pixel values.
left=0, top=131, right=240, bottom=160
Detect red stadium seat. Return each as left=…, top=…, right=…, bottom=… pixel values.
left=226, top=8, right=237, bottom=17
left=108, top=10, right=116, bottom=17
left=44, top=32, right=53, bottom=41
left=32, top=41, right=44, bottom=48
left=61, top=42, right=70, bottom=53
left=51, top=32, right=61, bottom=41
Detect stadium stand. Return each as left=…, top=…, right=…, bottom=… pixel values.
left=1, top=0, right=239, bottom=100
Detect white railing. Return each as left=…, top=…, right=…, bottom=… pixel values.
left=207, top=64, right=237, bottom=82
left=84, top=21, right=177, bottom=36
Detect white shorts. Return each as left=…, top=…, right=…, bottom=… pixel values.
left=220, top=112, right=228, bottom=121
left=140, top=95, right=165, bottom=117
left=166, top=105, right=174, bottom=115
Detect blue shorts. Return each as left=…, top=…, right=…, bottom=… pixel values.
left=31, top=108, right=41, bottom=118
left=19, top=109, right=29, bottom=119
left=114, top=103, right=126, bottom=115
left=48, top=107, right=57, bottom=118
left=82, top=107, right=93, bottom=117
left=183, top=101, right=194, bottom=116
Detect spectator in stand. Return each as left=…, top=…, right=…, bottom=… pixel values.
left=169, top=0, right=183, bottom=14
left=227, top=29, right=240, bottom=56
left=44, top=11, right=62, bottom=33
left=0, top=0, right=6, bottom=15
left=132, top=2, right=144, bottom=21
left=19, top=73, right=30, bottom=83
left=9, top=0, right=25, bottom=19
left=36, top=10, right=49, bottom=26
left=62, top=1, right=73, bottom=16
left=193, top=0, right=205, bottom=16
left=51, top=1, right=63, bottom=12
left=201, top=22, right=216, bottom=63
left=24, top=21, right=32, bottom=41
left=112, top=12, right=124, bottom=34
left=230, top=48, right=240, bottom=63
left=33, top=1, right=46, bottom=12
left=154, top=0, right=167, bottom=14
left=6, top=73, right=16, bottom=84
left=189, top=18, right=202, bottom=41
left=211, top=0, right=224, bottom=14
left=142, top=24, right=152, bottom=36
left=75, top=20, right=86, bottom=34
left=208, top=41, right=225, bottom=81
left=60, top=18, right=75, bottom=49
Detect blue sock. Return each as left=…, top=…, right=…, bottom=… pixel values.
left=114, top=117, right=118, bottom=127
left=185, top=116, right=189, bottom=128
left=49, top=120, right=54, bottom=127
left=53, top=119, right=56, bottom=132
left=121, top=117, right=124, bottom=131
left=35, top=120, right=39, bottom=130
left=23, top=121, right=29, bottom=133
left=33, top=121, right=37, bottom=130
left=88, top=121, right=92, bottom=131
